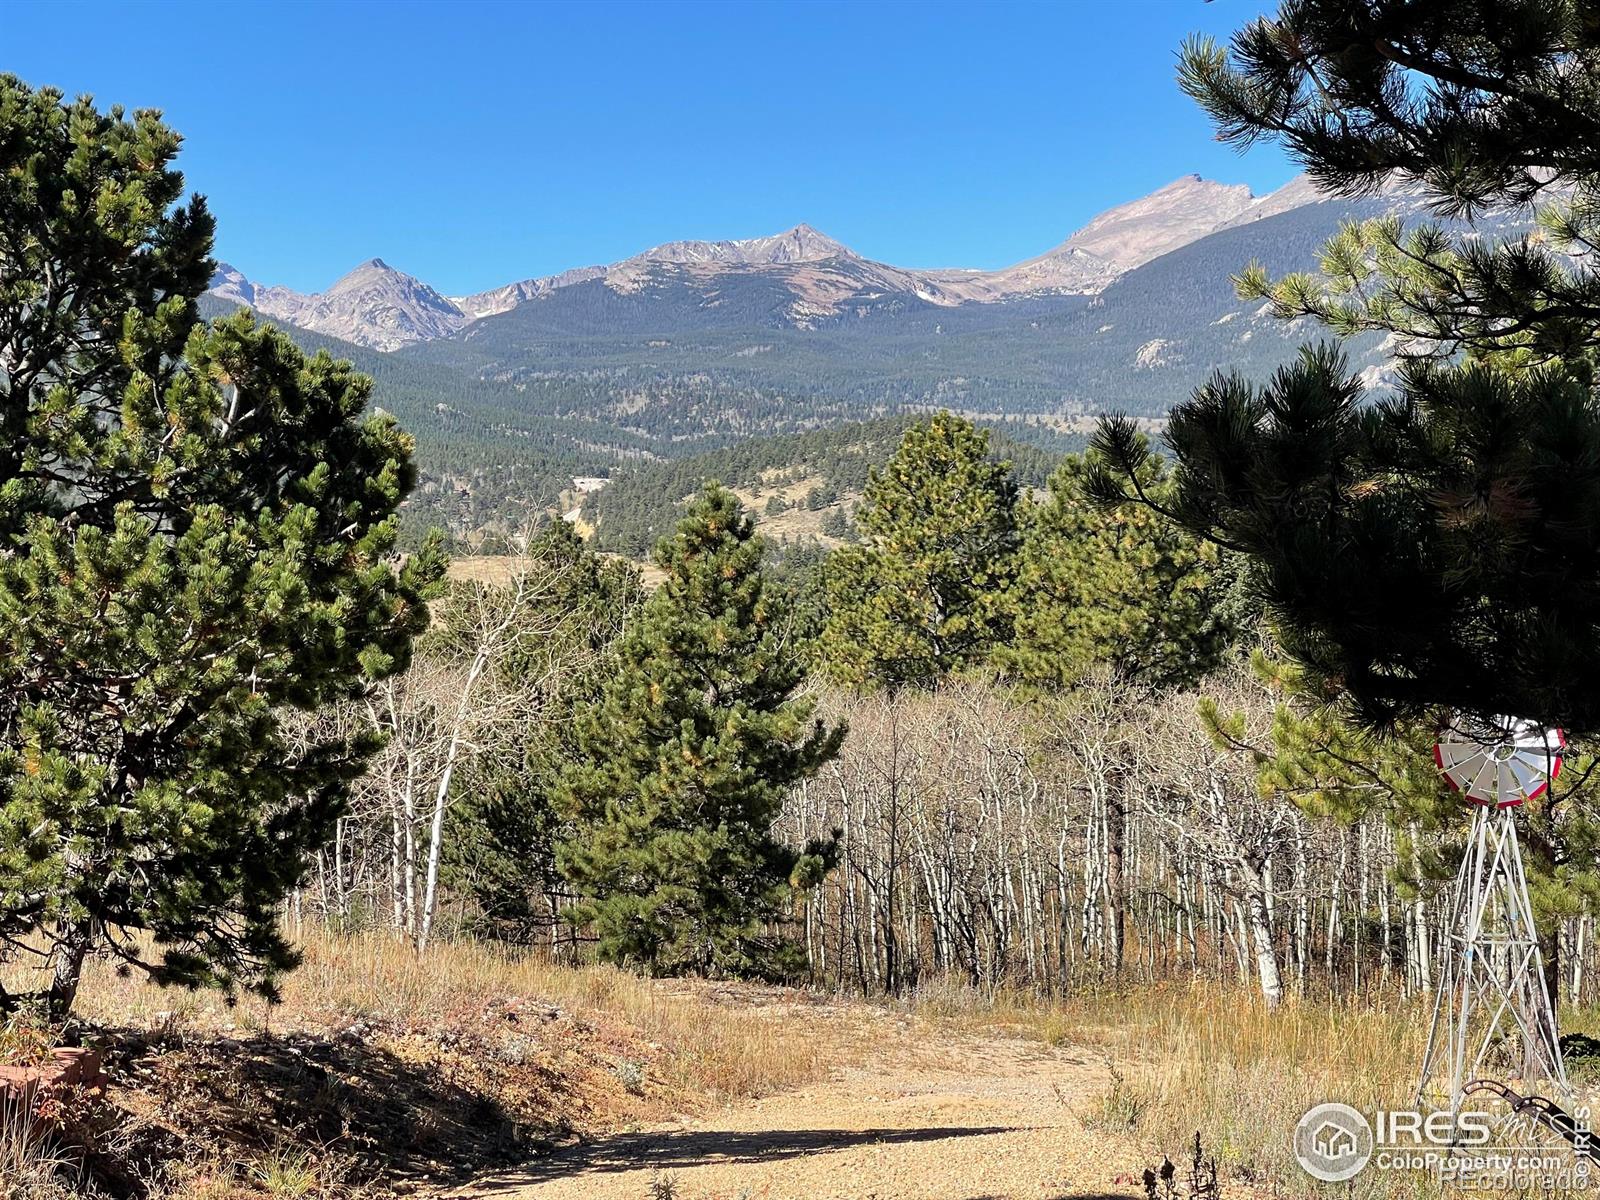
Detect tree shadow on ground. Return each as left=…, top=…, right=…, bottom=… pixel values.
left=85, top=1024, right=550, bottom=1198
left=470, top=1124, right=1023, bottom=1191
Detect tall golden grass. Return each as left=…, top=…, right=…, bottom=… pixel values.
left=909, top=976, right=1598, bottom=1199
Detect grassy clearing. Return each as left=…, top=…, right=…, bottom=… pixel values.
left=909, top=976, right=1600, bottom=1199
left=147, top=928, right=833, bottom=1101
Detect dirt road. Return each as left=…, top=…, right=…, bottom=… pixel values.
left=463, top=1015, right=1142, bottom=1200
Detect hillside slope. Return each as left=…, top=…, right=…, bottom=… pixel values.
left=582, top=416, right=1072, bottom=558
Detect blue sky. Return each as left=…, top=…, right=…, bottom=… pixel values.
left=6, top=0, right=1290, bottom=294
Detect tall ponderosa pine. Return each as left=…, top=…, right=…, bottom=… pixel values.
left=819, top=412, right=1019, bottom=688
left=555, top=486, right=842, bottom=977
left=0, top=78, right=439, bottom=1017
left=1093, top=2, right=1600, bottom=740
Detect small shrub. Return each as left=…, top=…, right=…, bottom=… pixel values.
left=492, top=1034, right=538, bottom=1066
left=1142, top=1132, right=1220, bottom=1199
left=613, top=1059, right=646, bottom=1095
left=251, top=1146, right=320, bottom=1199
left=1561, top=1032, right=1600, bottom=1082
left=0, top=1018, right=52, bottom=1069
left=1086, top=1062, right=1144, bottom=1132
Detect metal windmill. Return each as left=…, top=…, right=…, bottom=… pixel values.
left=1416, top=714, right=1570, bottom=1113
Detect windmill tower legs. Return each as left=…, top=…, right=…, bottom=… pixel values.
left=1417, top=806, right=1568, bottom=1112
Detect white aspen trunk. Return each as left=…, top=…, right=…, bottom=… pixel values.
left=1055, top=821, right=1072, bottom=981
left=1325, top=832, right=1348, bottom=985
left=1213, top=876, right=1227, bottom=978
left=1378, top=834, right=1393, bottom=988
left=416, top=647, right=490, bottom=954
left=1356, top=823, right=1370, bottom=994
left=1181, top=852, right=1199, bottom=971
left=389, top=812, right=405, bottom=931
left=1415, top=898, right=1433, bottom=993
left=1081, top=788, right=1100, bottom=960
left=1263, top=855, right=1277, bottom=937
left=402, top=757, right=418, bottom=935
left=333, top=818, right=348, bottom=921
left=1245, top=886, right=1285, bottom=1009
left=1293, top=817, right=1309, bottom=992
left=1230, top=846, right=1285, bottom=1008
left=1572, top=910, right=1589, bottom=1006
left=1228, top=899, right=1250, bottom=978
left=1409, top=824, right=1432, bottom=993
left=1173, top=853, right=1188, bottom=973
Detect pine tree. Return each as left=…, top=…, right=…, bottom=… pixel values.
left=1001, top=451, right=1232, bottom=689
left=819, top=505, right=852, bottom=541
left=1092, top=3, right=1600, bottom=739
left=0, top=77, right=441, bottom=1017
left=1178, top=0, right=1600, bottom=371
left=819, top=413, right=1020, bottom=687
left=554, top=486, right=843, bottom=977
left=1087, top=1, right=1600, bottom=994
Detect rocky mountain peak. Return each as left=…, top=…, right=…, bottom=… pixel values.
left=628, top=223, right=858, bottom=270
left=211, top=258, right=467, bottom=351
left=1059, top=175, right=1258, bottom=270
left=327, top=257, right=417, bottom=293
left=208, top=262, right=255, bottom=306
left=762, top=223, right=855, bottom=262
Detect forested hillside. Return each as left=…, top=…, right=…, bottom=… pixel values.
left=198, top=296, right=622, bottom=540
left=203, top=293, right=1098, bottom=549
left=583, top=416, right=1077, bottom=556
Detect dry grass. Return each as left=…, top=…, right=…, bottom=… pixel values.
left=448, top=553, right=667, bottom=590
left=38, top=933, right=1600, bottom=1198
left=67, top=926, right=832, bottom=1104
left=211, top=929, right=826, bottom=1100
left=41, top=930, right=836, bottom=1198
left=907, top=977, right=1598, bottom=1199
left=0, top=1095, right=84, bottom=1200
left=735, top=478, right=856, bottom=550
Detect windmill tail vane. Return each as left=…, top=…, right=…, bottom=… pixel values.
left=1417, top=713, right=1570, bottom=1113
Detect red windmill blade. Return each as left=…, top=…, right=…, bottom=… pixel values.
left=1434, top=715, right=1565, bottom=808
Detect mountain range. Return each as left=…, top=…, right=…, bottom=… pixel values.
left=209, top=173, right=1353, bottom=351
left=202, top=170, right=1523, bottom=542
